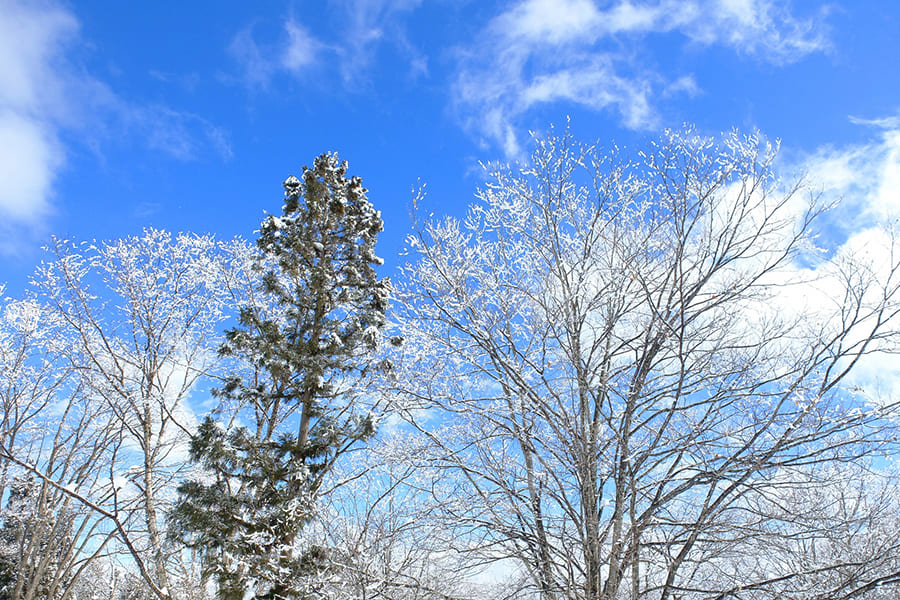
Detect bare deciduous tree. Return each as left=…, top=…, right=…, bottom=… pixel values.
left=393, top=127, right=900, bottom=600
left=310, top=434, right=483, bottom=600
left=0, top=294, right=121, bottom=600
left=3, top=229, right=252, bottom=600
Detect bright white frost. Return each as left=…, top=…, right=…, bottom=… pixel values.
left=392, top=126, right=900, bottom=600
left=2, top=228, right=256, bottom=600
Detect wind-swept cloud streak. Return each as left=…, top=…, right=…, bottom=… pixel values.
left=328, top=0, right=424, bottom=82
left=228, top=0, right=424, bottom=91
left=452, top=0, right=831, bottom=157
left=796, top=115, right=900, bottom=231
left=229, top=19, right=326, bottom=88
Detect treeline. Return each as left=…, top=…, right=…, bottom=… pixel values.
left=2, top=129, right=900, bottom=600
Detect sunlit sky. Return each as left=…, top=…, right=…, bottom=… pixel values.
left=1, top=0, right=899, bottom=293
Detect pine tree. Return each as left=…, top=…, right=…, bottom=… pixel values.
left=171, top=153, right=389, bottom=600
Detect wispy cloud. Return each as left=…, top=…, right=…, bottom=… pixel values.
left=453, top=0, right=831, bottom=157
left=796, top=114, right=900, bottom=230
left=681, top=0, right=830, bottom=62
left=585, top=0, right=829, bottom=60
left=494, top=0, right=603, bottom=44
left=126, top=105, right=233, bottom=162
left=229, top=20, right=325, bottom=89
left=283, top=21, right=323, bottom=73
left=228, top=1, right=425, bottom=92
left=228, top=27, right=275, bottom=89
left=329, top=0, right=425, bottom=82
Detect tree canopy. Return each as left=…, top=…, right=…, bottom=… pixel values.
left=2, top=130, right=900, bottom=600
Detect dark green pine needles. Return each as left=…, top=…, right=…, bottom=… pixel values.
left=170, top=153, right=389, bottom=600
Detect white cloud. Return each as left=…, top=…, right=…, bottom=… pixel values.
left=0, top=0, right=77, bottom=227
left=228, top=27, right=279, bottom=89
left=584, top=0, right=829, bottom=60
left=229, top=20, right=326, bottom=87
left=329, top=0, right=424, bottom=83
left=128, top=105, right=233, bottom=161
left=453, top=0, right=830, bottom=157
left=0, top=112, right=61, bottom=221
left=683, top=0, right=830, bottom=62
left=603, top=1, right=672, bottom=33
left=0, top=0, right=77, bottom=116
left=496, top=0, right=602, bottom=44
left=795, top=116, right=900, bottom=229
left=229, top=2, right=426, bottom=91
left=283, top=22, right=322, bottom=72
left=0, top=0, right=232, bottom=249
left=663, top=75, right=701, bottom=98
left=760, top=115, right=900, bottom=399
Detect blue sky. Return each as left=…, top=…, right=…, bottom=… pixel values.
left=1, top=0, right=899, bottom=293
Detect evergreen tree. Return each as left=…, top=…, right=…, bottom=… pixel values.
left=171, top=153, right=389, bottom=600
